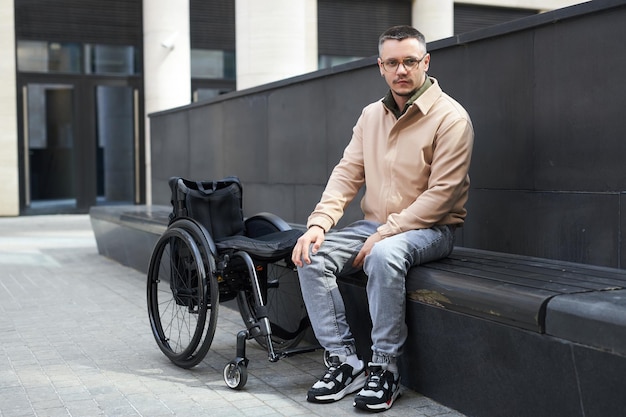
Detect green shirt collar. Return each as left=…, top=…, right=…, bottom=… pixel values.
left=382, top=76, right=433, bottom=119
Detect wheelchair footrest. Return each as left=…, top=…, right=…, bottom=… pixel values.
left=275, top=343, right=323, bottom=359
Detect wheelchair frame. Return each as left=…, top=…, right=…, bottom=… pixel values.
left=146, top=212, right=320, bottom=389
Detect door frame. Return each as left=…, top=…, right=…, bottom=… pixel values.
left=16, top=72, right=145, bottom=214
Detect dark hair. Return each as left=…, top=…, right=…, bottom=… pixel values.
left=378, top=25, right=427, bottom=55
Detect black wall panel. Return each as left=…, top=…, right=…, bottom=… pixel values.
left=15, top=0, right=142, bottom=45
left=533, top=11, right=626, bottom=192
left=150, top=1, right=626, bottom=269
left=150, top=111, right=190, bottom=206
left=267, top=81, right=328, bottom=185
left=221, top=96, right=270, bottom=181
left=464, top=190, right=620, bottom=266
left=188, top=105, right=225, bottom=178
left=429, top=31, right=536, bottom=191
left=454, top=4, right=537, bottom=35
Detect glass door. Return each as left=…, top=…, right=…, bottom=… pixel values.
left=95, top=85, right=137, bottom=205
left=20, top=81, right=141, bottom=214
left=23, top=83, right=77, bottom=211
left=17, top=40, right=143, bottom=214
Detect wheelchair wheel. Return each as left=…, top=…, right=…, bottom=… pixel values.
left=237, top=214, right=308, bottom=351
left=147, top=219, right=219, bottom=368
left=223, top=359, right=248, bottom=390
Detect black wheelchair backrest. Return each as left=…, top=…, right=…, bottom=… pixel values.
left=168, top=176, right=245, bottom=241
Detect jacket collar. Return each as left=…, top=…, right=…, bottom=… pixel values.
left=382, top=76, right=441, bottom=118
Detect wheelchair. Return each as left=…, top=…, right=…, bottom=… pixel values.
left=146, top=177, right=318, bottom=389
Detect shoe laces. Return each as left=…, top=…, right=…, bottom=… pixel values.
left=365, top=365, right=386, bottom=389
left=322, top=357, right=343, bottom=382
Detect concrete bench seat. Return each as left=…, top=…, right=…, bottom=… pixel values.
left=89, top=205, right=170, bottom=273
left=90, top=205, right=626, bottom=417
left=412, top=247, right=626, bottom=335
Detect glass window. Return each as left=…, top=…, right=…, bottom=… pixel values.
left=318, top=55, right=364, bottom=70
left=193, top=87, right=233, bottom=102
left=191, top=49, right=236, bottom=80
left=17, top=41, right=137, bottom=76
left=223, top=50, right=236, bottom=80
left=86, top=44, right=137, bottom=75
left=17, top=41, right=82, bottom=73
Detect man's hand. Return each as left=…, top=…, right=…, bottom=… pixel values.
left=352, top=232, right=382, bottom=268
left=291, top=225, right=326, bottom=267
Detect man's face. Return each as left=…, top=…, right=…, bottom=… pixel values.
left=378, top=38, right=430, bottom=99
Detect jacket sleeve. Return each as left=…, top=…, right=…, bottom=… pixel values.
left=306, top=114, right=366, bottom=231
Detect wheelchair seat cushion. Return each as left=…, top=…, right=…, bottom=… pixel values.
left=215, top=229, right=303, bottom=261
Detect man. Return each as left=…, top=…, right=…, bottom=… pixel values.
left=291, top=25, right=473, bottom=412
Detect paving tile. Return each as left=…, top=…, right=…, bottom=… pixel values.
left=0, top=215, right=467, bottom=417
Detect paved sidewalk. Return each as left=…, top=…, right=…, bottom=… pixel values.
left=0, top=214, right=467, bottom=417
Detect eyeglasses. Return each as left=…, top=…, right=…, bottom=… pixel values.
left=380, top=55, right=428, bottom=72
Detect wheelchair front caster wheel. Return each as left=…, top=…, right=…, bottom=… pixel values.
left=224, top=360, right=248, bottom=389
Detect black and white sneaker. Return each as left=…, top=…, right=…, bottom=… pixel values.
left=306, top=356, right=367, bottom=403
left=353, top=363, right=401, bottom=412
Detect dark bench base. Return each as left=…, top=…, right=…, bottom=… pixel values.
left=407, top=301, right=626, bottom=417
left=341, top=277, right=626, bottom=417
left=91, top=205, right=626, bottom=417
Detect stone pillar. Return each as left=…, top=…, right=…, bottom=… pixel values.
left=143, top=0, right=191, bottom=203
left=236, top=0, right=318, bottom=90
left=0, top=0, right=19, bottom=215
left=412, top=0, right=454, bottom=43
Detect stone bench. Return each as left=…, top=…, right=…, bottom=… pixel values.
left=90, top=205, right=626, bottom=417
left=340, top=248, right=626, bottom=417
left=90, top=205, right=170, bottom=273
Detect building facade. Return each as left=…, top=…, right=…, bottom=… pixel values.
left=2, top=0, right=584, bottom=216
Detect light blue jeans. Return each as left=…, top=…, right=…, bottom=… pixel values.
left=297, top=220, right=456, bottom=365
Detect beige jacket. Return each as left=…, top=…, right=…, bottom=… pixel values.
left=307, top=77, right=474, bottom=238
